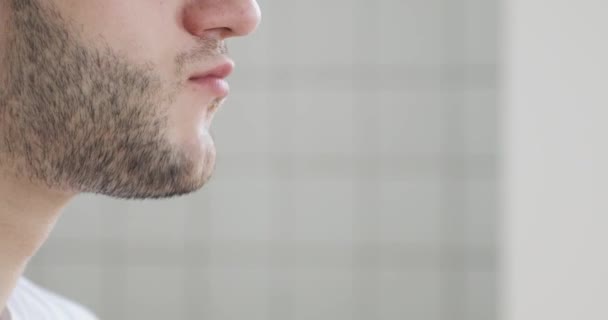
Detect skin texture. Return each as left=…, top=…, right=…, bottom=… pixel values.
left=0, top=0, right=260, bottom=315
left=0, top=0, right=242, bottom=198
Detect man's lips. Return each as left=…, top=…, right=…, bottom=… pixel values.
left=188, top=60, right=234, bottom=98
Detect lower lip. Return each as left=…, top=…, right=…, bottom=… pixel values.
left=189, top=76, right=229, bottom=97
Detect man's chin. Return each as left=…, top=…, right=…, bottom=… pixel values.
left=81, top=146, right=217, bottom=200
left=128, top=153, right=216, bottom=199
left=98, top=171, right=214, bottom=200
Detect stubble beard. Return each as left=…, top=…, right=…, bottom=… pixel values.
left=0, top=0, right=215, bottom=199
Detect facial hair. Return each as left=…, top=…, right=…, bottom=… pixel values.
left=0, top=0, right=219, bottom=199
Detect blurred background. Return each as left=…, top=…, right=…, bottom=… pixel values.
left=26, top=0, right=499, bottom=319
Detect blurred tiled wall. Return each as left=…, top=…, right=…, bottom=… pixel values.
left=26, top=0, right=499, bottom=319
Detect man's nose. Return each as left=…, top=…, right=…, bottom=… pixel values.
left=182, top=0, right=261, bottom=40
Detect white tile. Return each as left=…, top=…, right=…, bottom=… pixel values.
left=291, top=267, right=355, bottom=320
left=125, top=266, right=186, bottom=320
left=53, top=194, right=105, bottom=239
left=33, top=236, right=103, bottom=265
left=291, top=179, right=355, bottom=244
left=378, top=91, right=443, bottom=155
left=463, top=90, right=498, bottom=155
left=288, top=91, right=356, bottom=155
left=463, top=0, right=499, bottom=65
left=464, top=179, right=497, bottom=248
left=212, top=153, right=274, bottom=181
left=377, top=0, right=443, bottom=66
left=248, top=92, right=297, bottom=154
left=193, top=266, right=270, bottom=320
left=203, top=179, right=275, bottom=243
left=180, top=189, right=213, bottom=243
left=465, top=271, right=497, bottom=320
left=378, top=269, right=441, bottom=320
left=95, top=267, right=129, bottom=320
left=378, top=180, right=442, bottom=247
left=264, top=0, right=356, bottom=66
left=97, top=198, right=131, bottom=240
left=125, top=199, right=189, bottom=248
left=212, top=92, right=273, bottom=154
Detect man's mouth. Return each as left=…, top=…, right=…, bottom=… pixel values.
left=188, top=60, right=234, bottom=98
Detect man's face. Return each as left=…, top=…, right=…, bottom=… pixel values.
left=0, top=0, right=260, bottom=198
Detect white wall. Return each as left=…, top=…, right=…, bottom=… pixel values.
left=504, top=1, right=608, bottom=319
left=27, top=1, right=500, bottom=320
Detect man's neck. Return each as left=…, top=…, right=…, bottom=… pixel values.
left=0, top=170, right=75, bottom=314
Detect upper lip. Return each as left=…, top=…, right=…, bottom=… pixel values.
left=188, top=59, right=235, bottom=80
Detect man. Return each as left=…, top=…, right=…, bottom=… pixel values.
left=0, top=0, right=260, bottom=318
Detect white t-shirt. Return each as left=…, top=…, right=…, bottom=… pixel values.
left=1, top=277, right=98, bottom=320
